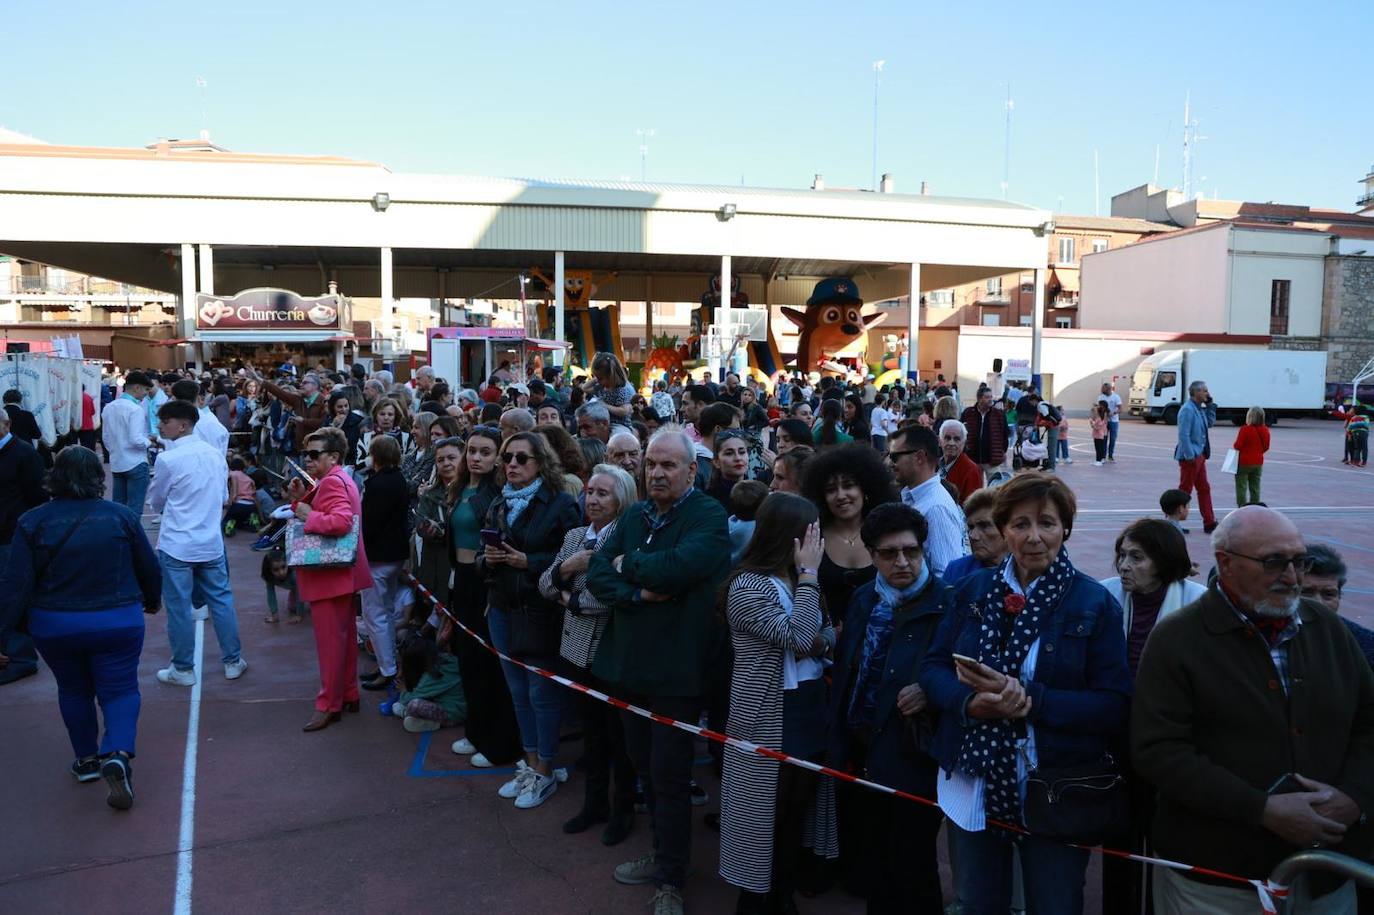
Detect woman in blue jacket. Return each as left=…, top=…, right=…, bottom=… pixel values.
left=920, top=472, right=1130, bottom=915
left=0, top=446, right=162, bottom=810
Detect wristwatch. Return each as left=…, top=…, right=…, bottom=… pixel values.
left=798, top=567, right=818, bottom=577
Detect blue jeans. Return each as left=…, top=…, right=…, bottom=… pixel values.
left=31, top=611, right=144, bottom=759
left=159, top=550, right=242, bottom=671
left=111, top=462, right=150, bottom=517
left=1042, top=426, right=1059, bottom=471
left=1057, top=437, right=1070, bottom=459
left=952, top=822, right=1090, bottom=915
left=1107, top=420, right=1119, bottom=458
left=486, top=606, right=565, bottom=762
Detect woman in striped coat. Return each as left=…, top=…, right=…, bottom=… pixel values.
left=719, top=492, right=835, bottom=915
left=537, top=463, right=640, bottom=846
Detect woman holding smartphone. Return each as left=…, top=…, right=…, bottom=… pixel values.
left=920, top=472, right=1130, bottom=914
left=479, top=431, right=581, bottom=809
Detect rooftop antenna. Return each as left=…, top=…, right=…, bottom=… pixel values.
left=871, top=60, right=885, bottom=191
left=1181, top=91, right=1207, bottom=199
left=1153, top=144, right=1160, bottom=187
left=636, top=128, right=655, bottom=182
left=1001, top=83, right=1014, bottom=199
left=195, top=76, right=208, bottom=138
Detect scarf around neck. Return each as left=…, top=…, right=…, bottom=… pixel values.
left=846, top=566, right=929, bottom=729
left=502, top=478, right=542, bottom=527
left=954, top=547, right=1075, bottom=824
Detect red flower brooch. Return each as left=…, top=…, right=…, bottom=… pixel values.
left=1003, top=594, right=1027, bottom=616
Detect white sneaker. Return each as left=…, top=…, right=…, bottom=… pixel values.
left=1094, top=460, right=1104, bottom=466
left=404, top=716, right=440, bottom=733
left=450, top=737, right=477, bottom=755
left=514, top=771, right=558, bottom=809
left=469, top=752, right=494, bottom=768
left=1064, top=458, right=1074, bottom=464
left=157, top=666, right=196, bottom=687
left=498, top=761, right=532, bottom=799
left=223, top=658, right=248, bottom=680
left=192, top=605, right=210, bottom=621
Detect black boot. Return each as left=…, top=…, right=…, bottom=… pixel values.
left=601, top=809, right=634, bottom=846
left=562, top=807, right=608, bottom=834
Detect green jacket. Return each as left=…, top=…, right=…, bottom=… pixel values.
left=411, top=484, right=451, bottom=609
left=587, top=490, right=730, bottom=697
left=397, top=652, right=467, bottom=722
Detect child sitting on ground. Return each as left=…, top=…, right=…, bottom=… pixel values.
left=260, top=549, right=303, bottom=624
left=727, top=479, right=769, bottom=565
left=224, top=457, right=260, bottom=536
left=1160, top=488, right=1192, bottom=535
left=389, top=635, right=467, bottom=733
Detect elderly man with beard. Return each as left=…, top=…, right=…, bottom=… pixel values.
left=1132, top=506, right=1374, bottom=914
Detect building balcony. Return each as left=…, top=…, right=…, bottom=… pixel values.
left=1359, top=192, right=1374, bottom=209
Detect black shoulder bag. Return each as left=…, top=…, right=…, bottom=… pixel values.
left=1023, top=752, right=1129, bottom=845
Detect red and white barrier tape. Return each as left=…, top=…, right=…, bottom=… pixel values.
left=405, top=572, right=1287, bottom=914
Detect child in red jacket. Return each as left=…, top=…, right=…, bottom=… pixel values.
left=1231, top=407, right=1271, bottom=505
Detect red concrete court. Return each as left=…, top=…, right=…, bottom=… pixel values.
left=1, top=417, right=1368, bottom=915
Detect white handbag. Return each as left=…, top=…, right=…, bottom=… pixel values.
left=1221, top=448, right=1240, bottom=475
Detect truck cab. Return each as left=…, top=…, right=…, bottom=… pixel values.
left=1129, top=352, right=1183, bottom=424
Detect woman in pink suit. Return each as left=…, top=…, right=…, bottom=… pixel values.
left=287, top=426, right=372, bottom=732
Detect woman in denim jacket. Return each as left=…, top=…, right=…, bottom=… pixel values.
left=0, top=446, right=161, bottom=811
left=920, top=472, right=1130, bottom=915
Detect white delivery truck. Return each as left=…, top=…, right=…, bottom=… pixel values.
left=1128, top=348, right=1327, bottom=426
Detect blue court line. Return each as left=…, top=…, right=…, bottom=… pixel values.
left=407, top=731, right=517, bottom=779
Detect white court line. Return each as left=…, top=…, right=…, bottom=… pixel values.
left=1073, top=439, right=1371, bottom=476
left=173, top=618, right=205, bottom=915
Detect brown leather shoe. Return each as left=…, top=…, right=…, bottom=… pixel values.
left=343, top=700, right=360, bottom=714
left=303, top=711, right=341, bottom=732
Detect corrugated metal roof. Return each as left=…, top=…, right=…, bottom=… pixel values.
left=516, top=175, right=1036, bottom=210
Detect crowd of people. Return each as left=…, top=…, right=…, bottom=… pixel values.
left=1, top=353, right=1372, bottom=915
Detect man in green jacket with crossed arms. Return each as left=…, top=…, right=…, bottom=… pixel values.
left=588, top=426, right=730, bottom=915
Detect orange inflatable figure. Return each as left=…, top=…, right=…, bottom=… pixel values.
left=780, top=277, right=885, bottom=374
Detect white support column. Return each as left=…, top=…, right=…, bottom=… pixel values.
left=179, top=243, right=196, bottom=339
left=905, top=262, right=921, bottom=382
left=717, top=254, right=732, bottom=382
left=1031, top=266, right=1046, bottom=391
left=334, top=340, right=345, bottom=371
left=197, top=244, right=214, bottom=296
left=380, top=247, right=394, bottom=354
left=552, top=251, right=566, bottom=367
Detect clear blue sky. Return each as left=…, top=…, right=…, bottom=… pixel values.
left=4, top=0, right=1370, bottom=214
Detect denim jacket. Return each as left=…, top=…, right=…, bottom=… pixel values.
left=920, top=566, right=1131, bottom=776
left=0, top=498, right=162, bottom=630
left=1173, top=398, right=1216, bottom=462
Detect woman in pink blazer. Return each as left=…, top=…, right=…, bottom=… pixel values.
left=288, top=426, right=373, bottom=731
